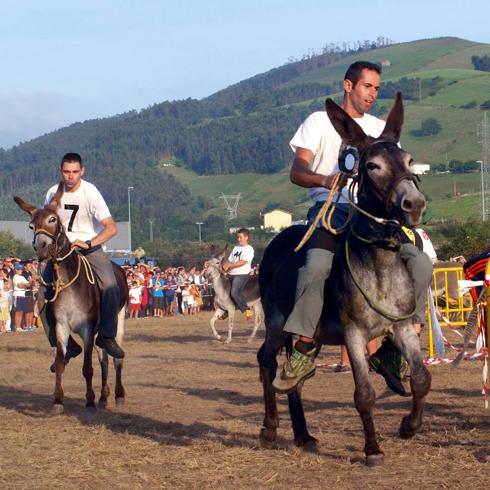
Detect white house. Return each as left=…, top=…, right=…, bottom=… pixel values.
left=263, top=209, right=293, bottom=232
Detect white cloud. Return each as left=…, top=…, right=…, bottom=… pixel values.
left=0, top=91, right=73, bottom=148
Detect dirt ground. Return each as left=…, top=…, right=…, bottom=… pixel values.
left=0, top=314, right=488, bottom=489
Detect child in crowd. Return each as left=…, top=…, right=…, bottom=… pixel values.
left=128, top=280, right=143, bottom=320
left=0, top=269, right=11, bottom=333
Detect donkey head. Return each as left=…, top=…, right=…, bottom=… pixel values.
left=203, top=243, right=229, bottom=279
left=14, top=183, right=66, bottom=260
left=326, top=92, right=426, bottom=227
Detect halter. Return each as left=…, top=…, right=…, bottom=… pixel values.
left=357, top=139, right=420, bottom=215
left=33, top=221, right=95, bottom=308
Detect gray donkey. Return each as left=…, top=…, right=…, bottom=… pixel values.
left=257, top=93, right=431, bottom=466
left=204, top=246, right=264, bottom=343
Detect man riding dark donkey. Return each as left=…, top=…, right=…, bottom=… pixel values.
left=273, top=61, right=433, bottom=395
left=42, top=153, right=125, bottom=361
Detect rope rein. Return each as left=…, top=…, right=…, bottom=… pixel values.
left=38, top=229, right=96, bottom=308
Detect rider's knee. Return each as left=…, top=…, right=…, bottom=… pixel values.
left=401, top=244, right=433, bottom=287
left=304, top=248, right=334, bottom=279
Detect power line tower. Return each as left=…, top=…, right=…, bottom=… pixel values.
left=220, top=193, right=241, bottom=220
left=478, top=112, right=490, bottom=221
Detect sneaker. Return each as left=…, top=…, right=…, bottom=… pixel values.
left=272, top=347, right=316, bottom=394
left=368, top=337, right=410, bottom=397
left=95, top=335, right=125, bottom=359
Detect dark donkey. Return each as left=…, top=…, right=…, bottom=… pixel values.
left=257, top=93, right=431, bottom=465
left=14, top=185, right=129, bottom=414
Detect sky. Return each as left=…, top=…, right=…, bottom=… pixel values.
left=1, top=0, right=489, bottom=148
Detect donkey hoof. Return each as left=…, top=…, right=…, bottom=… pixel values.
left=259, top=428, right=276, bottom=449
left=98, top=400, right=108, bottom=410
left=366, top=452, right=384, bottom=467
left=49, top=363, right=56, bottom=373
left=215, top=335, right=222, bottom=342
left=115, top=397, right=125, bottom=407
left=399, top=416, right=417, bottom=439
left=295, top=434, right=319, bottom=453
left=50, top=404, right=64, bottom=416
left=224, top=338, right=232, bottom=344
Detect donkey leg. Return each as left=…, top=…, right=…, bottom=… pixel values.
left=247, top=303, right=262, bottom=343
left=257, top=325, right=287, bottom=449
left=52, top=326, right=70, bottom=415
left=114, top=309, right=126, bottom=406
left=346, top=328, right=384, bottom=466
left=82, top=335, right=96, bottom=411
left=113, top=358, right=125, bottom=406
left=392, top=325, right=432, bottom=439
left=210, top=308, right=225, bottom=341
left=97, top=349, right=110, bottom=408
left=288, top=383, right=318, bottom=451
left=224, top=308, right=235, bottom=343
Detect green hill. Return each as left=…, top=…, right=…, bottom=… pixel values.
left=1, top=36, right=489, bottom=236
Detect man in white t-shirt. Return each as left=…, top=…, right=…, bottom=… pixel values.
left=43, top=153, right=124, bottom=359
left=222, top=228, right=254, bottom=313
left=273, top=61, right=433, bottom=395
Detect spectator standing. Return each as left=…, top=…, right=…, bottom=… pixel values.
left=128, top=280, right=143, bottom=320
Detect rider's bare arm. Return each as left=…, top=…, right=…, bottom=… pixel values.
left=72, top=216, right=118, bottom=250
left=223, top=259, right=248, bottom=272
left=290, top=147, right=340, bottom=190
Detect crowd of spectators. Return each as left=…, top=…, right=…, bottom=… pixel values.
left=0, top=254, right=227, bottom=332
left=0, top=256, right=41, bottom=333
left=125, top=262, right=216, bottom=320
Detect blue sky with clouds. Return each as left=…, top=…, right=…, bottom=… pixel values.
left=1, top=0, right=488, bottom=148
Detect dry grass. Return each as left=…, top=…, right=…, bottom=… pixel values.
left=0, top=314, right=489, bottom=489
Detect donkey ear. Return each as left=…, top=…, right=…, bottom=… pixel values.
left=325, top=98, right=369, bottom=147
left=379, top=92, right=403, bottom=142
left=13, top=196, right=36, bottom=216
left=218, top=243, right=228, bottom=259
left=46, top=182, right=64, bottom=211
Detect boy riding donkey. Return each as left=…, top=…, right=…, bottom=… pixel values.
left=273, top=62, right=433, bottom=396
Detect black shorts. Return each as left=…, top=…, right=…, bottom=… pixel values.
left=14, top=296, right=32, bottom=313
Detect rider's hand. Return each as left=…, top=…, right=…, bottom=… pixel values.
left=222, top=262, right=230, bottom=272
left=322, top=173, right=347, bottom=190
left=71, top=240, right=90, bottom=250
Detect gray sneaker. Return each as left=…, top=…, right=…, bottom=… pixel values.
left=272, top=347, right=316, bottom=394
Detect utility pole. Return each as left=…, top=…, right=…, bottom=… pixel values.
left=149, top=219, right=154, bottom=242
left=478, top=112, right=490, bottom=221
left=127, top=186, right=134, bottom=252
left=196, top=222, right=203, bottom=245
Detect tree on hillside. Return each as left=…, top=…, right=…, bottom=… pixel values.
left=421, top=118, right=442, bottom=136
left=471, top=55, right=490, bottom=72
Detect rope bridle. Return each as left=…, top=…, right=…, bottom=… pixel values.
left=34, top=222, right=96, bottom=308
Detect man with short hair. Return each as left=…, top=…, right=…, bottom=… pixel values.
left=44, top=152, right=125, bottom=359
left=273, top=61, right=433, bottom=394
left=222, top=228, right=254, bottom=313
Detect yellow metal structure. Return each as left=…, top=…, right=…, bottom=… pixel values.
left=426, top=266, right=474, bottom=358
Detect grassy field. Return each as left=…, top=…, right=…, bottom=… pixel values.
left=164, top=166, right=482, bottom=222
left=1, top=315, right=488, bottom=488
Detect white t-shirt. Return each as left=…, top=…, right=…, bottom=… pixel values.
left=13, top=274, right=28, bottom=298
left=129, top=286, right=143, bottom=305
left=416, top=228, right=438, bottom=262
left=45, top=180, right=112, bottom=243
left=228, top=245, right=254, bottom=275
left=290, top=111, right=386, bottom=203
